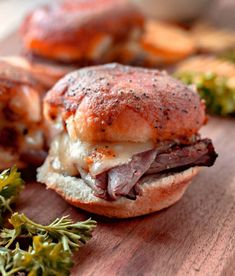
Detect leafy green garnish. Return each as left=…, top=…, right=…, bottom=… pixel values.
left=176, top=71, right=235, bottom=116
left=0, top=213, right=96, bottom=274
left=219, top=49, right=235, bottom=63
left=0, top=167, right=24, bottom=222
left=0, top=212, right=97, bottom=251
left=0, top=168, right=97, bottom=274
left=0, top=236, right=73, bottom=276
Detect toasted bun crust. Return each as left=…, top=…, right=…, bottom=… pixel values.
left=192, top=22, right=235, bottom=53
left=176, top=55, right=235, bottom=79
left=44, top=63, right=206, bottom=143
left=0, top=59, right=43, bottom=93
left=37, top=158, right=199, bottom=218
left=141, top=20, right=195, bottom=63
left=21, top=0, right=143, bottom=62
left=0, top=59, right=47, bottom=169
left=0, top=56, right=74, bottom=89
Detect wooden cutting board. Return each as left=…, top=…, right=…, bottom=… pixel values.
left=0, top=33, right=235, bottom=276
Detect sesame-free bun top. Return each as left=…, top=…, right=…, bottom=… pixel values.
left=44, top=63, right=206, bottom=143
left=21, top=0, right=143, bottom=62
left=0, top=60, right=43, bottom=95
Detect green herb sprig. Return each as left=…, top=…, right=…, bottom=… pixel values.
left=0, top=214, right=96, bottom=275
left=0, top=167, right=24, bottom=223
left=0, top=236, right=73, bottom=276
left=0, top=167, right=97, bottom=275
left=219, top=49, right=235, bottom=63
left=175, top=71, right=235, bottom=116
left=0, top=212, right=97, bottom=251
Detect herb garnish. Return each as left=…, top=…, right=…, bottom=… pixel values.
left=0, top=167, right=24, bottom=223
left=219, top=49, right=235, bottom=63
left=0, top=168, right=97, bottom=275
left=0, top=236, right=73, bottom=276
left=0, top=213, right=97, bottom=251
left=176, top=71, right=235, bottom=116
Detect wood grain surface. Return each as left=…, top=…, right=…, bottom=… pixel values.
left=0, top=34, right=235, bottom=276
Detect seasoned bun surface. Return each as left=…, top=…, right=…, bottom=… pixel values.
left=44, top=63, right=206, bottom=143
left=0, top=59, right=43, bottom=93
left=21, top=0, right=143, bottom=62
left=0, top=56, right=74, bottom=89
left=37, top=158, right=199, bottom=218
left=0, top=60, right=46, bottom=169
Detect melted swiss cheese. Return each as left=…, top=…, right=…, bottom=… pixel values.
left=50, top=132, right=155, bottom=176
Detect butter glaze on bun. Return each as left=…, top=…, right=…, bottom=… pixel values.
left=44, top=63, right=206, bottom=143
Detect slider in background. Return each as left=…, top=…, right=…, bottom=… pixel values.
left=20, top=0, right=144, bottom=77
left=19, top=0, right=197, bottom=79
left=191, top=21, right=235, bottom=54
left=0, top=59, right=47, bottom=169
left=112, top=20, right=196, bottom=67
left=0, top=56, right=75, bottom=89
left=175, top=55, right=235, bottom=116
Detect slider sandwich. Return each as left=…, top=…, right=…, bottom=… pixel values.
left=38, top=63, right=217, bottom=218
left=20, top=0, right=144, bottom=82
left=0, top=60, right=46, bottom=169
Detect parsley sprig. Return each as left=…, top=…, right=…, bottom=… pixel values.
left=0, top=167, right=24, bottom=223
left=176, top=71, right=235, bottom=116
left=219, top=49, right=235, bottom=63
left=0, top=236, right=73, bottom=276
left=0, top=167, right=97, bottom=275
left=0, top=213, right=97, bottom=251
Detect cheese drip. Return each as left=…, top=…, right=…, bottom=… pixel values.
left=49, top=132, right=155, bottom=177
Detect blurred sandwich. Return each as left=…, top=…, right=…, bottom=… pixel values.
left=0, top=56, right=75, bottom=89
left=111, top=20, right=196, bottom=66
left=192, top=21, right=235, bottom=53
left=176, top=55, right=235, bottom=115
left=20, top=0, right=144, bottom=78
left=0, top=60, right=46, bottom=169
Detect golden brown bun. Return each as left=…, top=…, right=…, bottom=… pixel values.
left=44, top=63, right=206, bottom=143
left=140, top=20, right=196, bottom=64
left=176, top=55, right=235, bottom=87
left=0, top=56, right=73, bottom=89
left=37, top=157, right=199, bottom=218
left=21, top=0, right=144, bottom=62
left=0, top=60, right=46, bottom=169
left=192, top=22, right=235, bottom=53
left=0, top=58, right=44, bottom=93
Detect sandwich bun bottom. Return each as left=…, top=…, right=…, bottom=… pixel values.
left=37, top=158, right=199, bottom=218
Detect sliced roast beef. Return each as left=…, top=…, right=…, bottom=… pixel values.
left=146, top=138, right=217, bottom=175
left=77, top=167, right=107, bottom=198
left=107, top=149, right=157, bottom=200
left=78, top=138, right=217, bottom=200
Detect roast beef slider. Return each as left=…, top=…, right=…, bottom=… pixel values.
left=38, top=63, right=217, bottom=218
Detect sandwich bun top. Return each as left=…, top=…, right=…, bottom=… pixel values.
left=0, top=60, right=43, bottom=93
left=44, top=63, right=206, bottom=143
left=21, top=0, right=144, bottom=62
